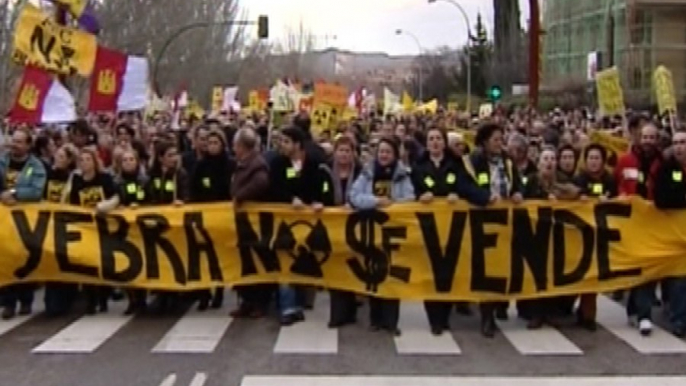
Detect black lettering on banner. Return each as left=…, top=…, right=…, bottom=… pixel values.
left=53, top=211, right=98, bottom=278
left=595, top=202, right=641, bottom=279
left=136, top=214, right=186, bottom=284
left=510, top=207, right=552, bottom=293
left=345, top=210, right=410, bottom=292
left=184, top=212, right=223, bottom=282
left=96, top=215, right=142, bottom=283
left=11, top=210, right=50, bottom=279
left=552, top=209, right=594, bottom=286
left=30, top=26, right=55, bottom=64
left=234, top=212, right=280, bottom=276
left=416, top=211, right=467, bottom=292
left=470, top=209, right=508, bottom=294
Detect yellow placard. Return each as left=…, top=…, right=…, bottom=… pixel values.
left=479, top=103, right=493, bottom=119
left=248, top=90, right=260, bottom=112
left=595, top=67, right=625, bottom=116
left=12, top=4, right=97, bottom=76
left=311, top=103, right=333, bottom=134
left=211, top=87, right=224, bottom=113
left=653, top=66, right=677, bottom=115
left=2, top=199, right=686, bottom=301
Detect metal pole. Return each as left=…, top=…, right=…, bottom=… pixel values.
left=428, top=0, right=471, bottom=111
left=396, top=29, right=424, bottom=101
left=153, top=20, right=255, bottom=95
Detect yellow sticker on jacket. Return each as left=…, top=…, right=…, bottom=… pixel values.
left=446, top=173, right=456, bottom=184
left=592, top=183, right=603, bottom=194
left=477, top=173, right=489, bottom=185
left=154, top=178, right=161, bottom=189
left=424, top=176, right=435, bottom=188
left=136, top=190, right=145, bottom=200
left=323, top=182, right=329, bottom=193
left=522, top=176, right=528, bottom=185
left=673, top=171, right=683, bottom=182
left=126, top=183, right=137, bottom=194
left=165, top=180, right=175, bottom=192
left=286, top=168, right=297, bottom=179
left=202, top=177, right=211, bottom=188
left=638, top=171, right=645, bottom=183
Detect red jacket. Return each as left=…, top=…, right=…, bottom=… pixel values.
left=614, top=146, right=661, bottom=199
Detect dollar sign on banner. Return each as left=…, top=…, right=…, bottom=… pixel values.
left=344, top=210, right=410, bottom=292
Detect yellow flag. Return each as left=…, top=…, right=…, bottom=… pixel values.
left=595, top=67, right=625, bottom=116
left=653, top=66, right=677, bottom=115
left=415, top=99, right=438, bottom=114
left=211, top=87, right=224, bottom=113
left=402, top=91, right=414, bottom=112
left=12, top=4, right=97, bottom=76
left=185, top=100, right=205, bottom=120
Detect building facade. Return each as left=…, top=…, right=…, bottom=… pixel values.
left=542, top=0, right=686, bottom=105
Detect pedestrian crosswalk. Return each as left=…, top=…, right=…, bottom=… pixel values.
left=238, top=376, right=686, bottom=386
left=1, top=290, right=686, bottom=358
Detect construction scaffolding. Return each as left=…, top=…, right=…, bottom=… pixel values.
left=542, top=0, right=686, bottom=106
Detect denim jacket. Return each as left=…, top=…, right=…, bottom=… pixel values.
left=0, top=153, right=47, bottom=202
left=348, top=162, right=415, bottom=210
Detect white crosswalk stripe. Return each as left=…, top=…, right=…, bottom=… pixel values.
left=273, top=292, right=338, bottom=354
left=394, top=302, right=461, bottom=355
left=498, top=305, right=583, bottom=356
left=239, top=376, right=686, bottom=386
left=1, top=291, right=685, bottom=357
left=32, top=300, right=133, bottom=354
left=596, top=295, right=686, bottom=354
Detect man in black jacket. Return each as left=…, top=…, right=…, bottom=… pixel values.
left=653, top=130, right=686, bottom=338
left=268, top=127, right=326, bottom=325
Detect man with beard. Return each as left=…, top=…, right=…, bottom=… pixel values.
left=615, top=122, right=662, bottom=336
left=0, top=129, right=47, bottom=319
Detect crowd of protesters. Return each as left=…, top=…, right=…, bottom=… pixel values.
left=0, top=104, right=685, bottom=341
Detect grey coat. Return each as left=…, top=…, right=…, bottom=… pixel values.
left=348, top=162, right=415, bottom=210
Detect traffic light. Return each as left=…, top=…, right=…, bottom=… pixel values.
left=488, top=85, right=502, bottom=102
left=257, top=16, right=269, bottom=39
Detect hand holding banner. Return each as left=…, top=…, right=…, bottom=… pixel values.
left=12, top=4, right=97, bottom=76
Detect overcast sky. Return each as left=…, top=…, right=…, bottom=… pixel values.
left=245, top=0, right=530, bottom=55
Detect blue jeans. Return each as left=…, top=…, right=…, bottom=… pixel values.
left=627, top=281, right=656, bottom=321
left=278, top=284, right=301, bottom=317
left=669, top=277, right=686, bottom=329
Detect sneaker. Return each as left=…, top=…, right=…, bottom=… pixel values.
left=639, top=319, right=652, bottom=336
left=2, top=307, right=16, bottom=320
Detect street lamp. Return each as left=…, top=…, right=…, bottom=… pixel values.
left=395, top=29, right=424, bottom=102
left=152, top=16, right=269, bottom=94
left=428, top=0, right=472, bottom=111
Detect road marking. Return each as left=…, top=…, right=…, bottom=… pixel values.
left=498, top=307, right=583, bottom=355
left=240, top=376, right=686, bottom=386
left=273, top=292, right=337, bottom=354
left=152, top=308, right=232, bottom=353
left=189, top=372, right=207, bottom=386
left=159, top=373, right=177, bottom=386
left=596, top=295, right=686, bottom=354
left=394, top=302, right=461, bottom=355
left=0, top=288, right=43, bottom=338
left=32, top=301, right=132, bottom=353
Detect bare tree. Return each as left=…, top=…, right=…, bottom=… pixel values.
left=0, top=0, right=27, bottom=113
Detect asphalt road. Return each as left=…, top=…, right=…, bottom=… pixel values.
left=0, top=290, right=685, bottom=386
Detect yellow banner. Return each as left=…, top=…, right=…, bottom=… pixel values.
left=595, top=67, right=625, bottom=116
left=2, top=200, right=686, bottom=301
left=653, top=65, right=677, bottom=115
left=12, top=4, right=97, bottom=76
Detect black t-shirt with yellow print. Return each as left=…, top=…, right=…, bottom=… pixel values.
left=69, top=173, right=117, bottom=208
left=5, top=158, right=28, bottom=190
left=44, top=168, right=71, bottom=203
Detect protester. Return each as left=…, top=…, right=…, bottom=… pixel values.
left=411, top=127, right=492, bottom=335
left=230, top=127, right=273, bottom=318
left=321, top=135, right=362, bottom=328
left=349, top=136, right=415, bottom=336
left=114, top=149, right=149, bottom=315
left=190, top=129, right=235, bottom=310
left=0, top=128, right=47, bottom=319
left=463, top=122, right=523, bottom=337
